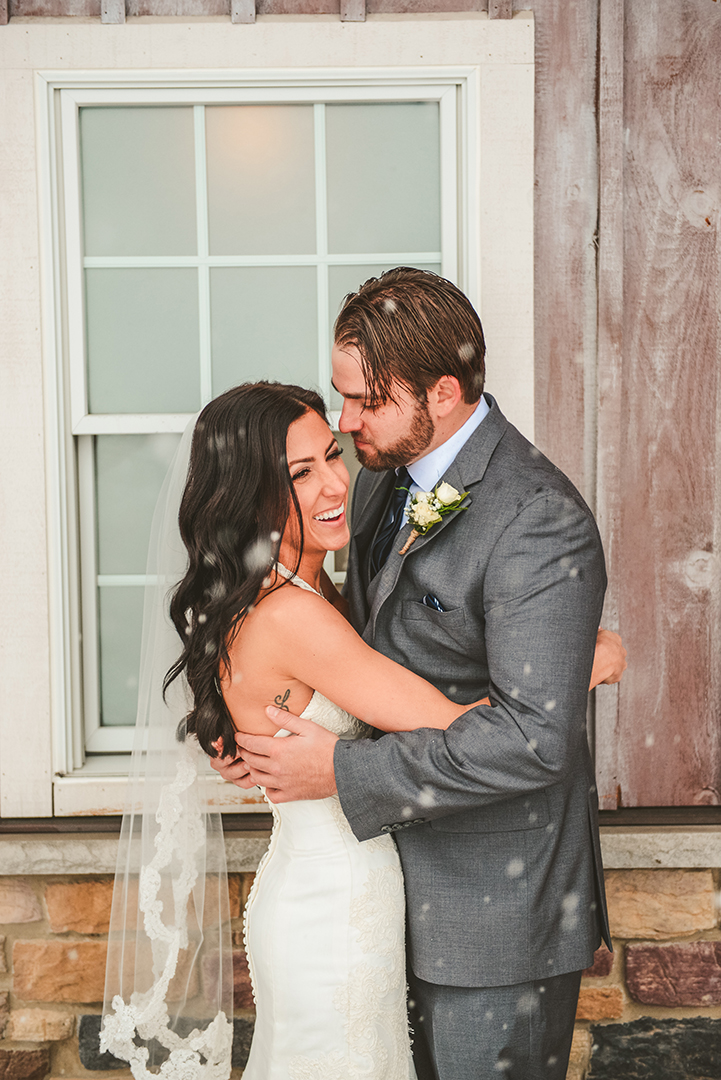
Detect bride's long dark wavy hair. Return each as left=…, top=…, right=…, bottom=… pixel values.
left=164, top=381, right=328, bottom=758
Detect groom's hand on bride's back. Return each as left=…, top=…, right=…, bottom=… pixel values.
left=209, top=712, right=339, bottom=802
left=590, top=628, right=627, bottom=687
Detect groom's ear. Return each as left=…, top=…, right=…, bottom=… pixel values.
left=427, top=375, right=463, bottom=419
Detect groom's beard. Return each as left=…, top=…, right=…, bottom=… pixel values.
left=353, top=397, right=435, bottom=472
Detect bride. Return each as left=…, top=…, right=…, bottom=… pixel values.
left=102, top=380, right=621, bottom=1080
left=166, top=381, right=494, bottom=1080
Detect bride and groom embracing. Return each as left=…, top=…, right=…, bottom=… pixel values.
left=103, top=268, right=624, bottom=1080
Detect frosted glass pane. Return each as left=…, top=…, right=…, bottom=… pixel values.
left=80, top=107, right=196, bottom=256
left=326, top=103, right=441, bottom=255
left=328, top=263, right=441, bottom=410
left=98, top=586, right=144, bottom=726
left=96, top=434, right=181, bottom=575
left=206, top=106, right=316, bottom=255
left=210, top=267, right=318, bottom=395
left=86, top=268, right=200, bottom=414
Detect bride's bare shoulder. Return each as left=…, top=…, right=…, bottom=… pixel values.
left=250, top=581, right=337, bottom=629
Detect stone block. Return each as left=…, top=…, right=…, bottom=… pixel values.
left=582, top=945, right=614, bottom=978
left=227, top=876, right=241, bottom=920
left=605, top=869, right=716, bottom=940
left=0, top=937, right=7, bottom=973
left=589, top=1017, right=721, bottom=1079
left=240, top=873, right=255, bottom=916
left=0, top=994, right=9, bottom=1038
left=625, top=941, right=721, bottom=1006
left=13, top=941, right=107, bottom=1004
left=201, top=950, right=254, bottom=1012
left=231, top=1018, right=254, bottom=1070
left=566, top=1026, right=592, bottom=1080
left=5, top=1010, right=74, bottom=1042
left=197, top=876, right=240, bottom=927
left=575, top=986, right=624, bottom=1021
left=77, top=1016, right=127, bottom=1070
left=233, top=951, right=254, bottom=1011
left=0, top=884, right=41, bottom=925
left=78, top=1013, right=254, bottom=1072
left=45, top=881, right=112, bottom=934
left=0, top=1049, right=50, bottom=1080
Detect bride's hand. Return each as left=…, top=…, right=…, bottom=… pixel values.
left=208, top=741, right=255, bottom=789
left=234, top=707, right=339, bottom=803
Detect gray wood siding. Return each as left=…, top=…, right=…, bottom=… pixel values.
left=596, top=0, right=721, bottom=807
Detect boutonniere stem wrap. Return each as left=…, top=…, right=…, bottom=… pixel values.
left=399, top=481, right=470, bottom=555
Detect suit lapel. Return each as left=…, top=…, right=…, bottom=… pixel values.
left=364, top=395, right=509, bottom=642
left=346, top=469, right=396, bottom=630
left=353, top=470, right=396, bottom=585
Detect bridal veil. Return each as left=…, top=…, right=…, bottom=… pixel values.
left=101, top=418, right=234, bottom=1080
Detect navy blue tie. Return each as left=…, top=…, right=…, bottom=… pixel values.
left=369, top=467, right=411, bottom=580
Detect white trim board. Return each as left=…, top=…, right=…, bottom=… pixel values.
left=1, top=18, right=533, bottom=817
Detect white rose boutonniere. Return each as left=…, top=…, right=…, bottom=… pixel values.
left=399, top=482, right=470, bottom=555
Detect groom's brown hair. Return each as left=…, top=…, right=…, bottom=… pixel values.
left=334, top=267, right=486, bottom=407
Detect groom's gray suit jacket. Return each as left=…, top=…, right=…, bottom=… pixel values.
left=334, top=395, right=611, bottom=989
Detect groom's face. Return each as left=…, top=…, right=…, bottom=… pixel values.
left=332, top=343, right=434, bottom=471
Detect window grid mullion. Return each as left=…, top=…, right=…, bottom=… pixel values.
left=83, top=252, right=443, bottom=269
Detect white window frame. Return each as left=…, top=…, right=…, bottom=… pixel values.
left=35, top=55, right=533, bottom=816
left=71, top=89, right=458, bottom=759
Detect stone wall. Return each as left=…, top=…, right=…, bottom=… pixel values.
left=1, top=868, right=720, bottom=1079
left=569, top=868, right=721, bottom=1079
left=0, top=874, right=255, bottom=1079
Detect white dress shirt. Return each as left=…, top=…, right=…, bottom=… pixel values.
left=402, top=393, right=490, bottom=504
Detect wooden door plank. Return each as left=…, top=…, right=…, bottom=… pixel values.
left=366, top=0, right=483, bottom=11
left=604, top=0, right=721, bottom=805
left=532, top=0, right=598, bottom=498
left=594, top=0, right=624, bottom=810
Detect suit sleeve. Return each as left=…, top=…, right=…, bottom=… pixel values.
left=334, top=488, right=607, bottom=841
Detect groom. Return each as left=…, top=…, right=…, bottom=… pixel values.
left=215, top=268, right=614, bottom=1079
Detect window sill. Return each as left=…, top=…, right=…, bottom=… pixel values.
left=52, top=764, right=267, bottom=816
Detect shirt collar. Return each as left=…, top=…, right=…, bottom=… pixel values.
left=405, top=393, right=490, bottom=492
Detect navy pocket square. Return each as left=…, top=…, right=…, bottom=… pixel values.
left=422, top=593, right=446, bottom=612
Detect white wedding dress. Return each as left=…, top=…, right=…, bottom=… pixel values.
left=241, top=572, right=417, bottom=1080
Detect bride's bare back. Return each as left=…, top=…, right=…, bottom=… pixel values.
left=220, top=578, right=319, bottom=736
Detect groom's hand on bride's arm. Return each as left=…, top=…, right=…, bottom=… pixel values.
left=233, top=707, right=339, bottom=803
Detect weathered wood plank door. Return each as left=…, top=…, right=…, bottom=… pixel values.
left=595, top=0, right=721, bottom=807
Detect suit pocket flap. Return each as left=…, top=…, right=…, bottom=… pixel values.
left=401, top=599, right=466, bottom=630
left=429, top=792, right=549, bottom=833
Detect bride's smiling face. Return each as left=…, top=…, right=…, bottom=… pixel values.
left=280, top=409, right=350, bottom=559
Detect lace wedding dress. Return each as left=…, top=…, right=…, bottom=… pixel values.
left=241, top=571, right=417, bottom=1080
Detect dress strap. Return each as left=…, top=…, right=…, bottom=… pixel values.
left=275, top=562, right=325, bottom=599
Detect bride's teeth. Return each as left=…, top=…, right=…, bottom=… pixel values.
left=315, top=507, right=343, bottom=521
